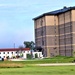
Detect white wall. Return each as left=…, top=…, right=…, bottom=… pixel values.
left=0, top=50, right=30, bottom=59
left=0, top=51, right=17, bottom=58
left=0, top=50, right=43, bottom=59
left=23, top=51, right=30, bottom=59
left=33, top=52, right=43, bottom=58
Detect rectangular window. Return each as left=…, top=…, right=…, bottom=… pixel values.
left=16, top=52, right=17, bottom=54
left=41, top=20, right=43, bottom=26
left=12, top=52, right=13, bottom=54
left=41, top=31, right=42, bottom=36
left=8, top=52, right=9, bottom=54
left=55, top=42, right=57, bottom=45
left=3, top=52, right=5, bottom=54
left=55, top=30, right=56, bottom=33
left=42, top=40, right=44, bottom=45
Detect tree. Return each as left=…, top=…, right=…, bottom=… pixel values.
left=19, top=45, right=24, bottom=50
left=23, top=41, right=35, bottom=49
left=34, top=46, right=43, bottom=52
left=24, top=41, right=35, bottom=59
left=16, top=45, right=24, bottom=58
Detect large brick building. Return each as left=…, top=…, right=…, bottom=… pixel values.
left=33, top=6, right=75, bottom=57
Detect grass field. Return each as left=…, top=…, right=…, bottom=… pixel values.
left=0, top=56, right=75, bottom=75
left=0, top=66, right=75, bottom=75
left=1, top=56, right=74, bottom=64
left=4, top=56, right=75, bottom=64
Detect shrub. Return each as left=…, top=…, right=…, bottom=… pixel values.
left=12, top=56, right=16, bottom=59
left=0, top=63, right=23, bottom=68
left=6, top=56, right=9, bottom=59
left=35, top=53, right=38, bottom=58
left=27, top=54, right=32, bottom=59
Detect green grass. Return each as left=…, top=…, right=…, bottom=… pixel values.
left=0, top=56, right=75, bottom=65
left=0, top=56, right=75, bottom=75
left=4, top=56, right=75, bottom=64
left=0, top=66, right=75, bottom=75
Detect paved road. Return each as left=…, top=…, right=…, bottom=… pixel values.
left=36, top=63, right=75, bottom=66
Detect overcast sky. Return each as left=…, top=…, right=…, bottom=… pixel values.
left=0, top=0, right=74, bottom=48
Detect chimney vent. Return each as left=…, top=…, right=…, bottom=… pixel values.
left=63, top=6, right=67, bottom=9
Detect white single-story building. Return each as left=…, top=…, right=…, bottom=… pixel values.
left=0, top=48, right=43, bottom=59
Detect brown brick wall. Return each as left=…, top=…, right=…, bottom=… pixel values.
left=34, top=9, right=75, bottom=57
left=58, top=10, right=73, bottom=57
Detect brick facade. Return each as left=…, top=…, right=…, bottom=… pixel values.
left=33, top=6, right=75, bottom=57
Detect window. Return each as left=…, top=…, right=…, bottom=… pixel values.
left=65, top=38, right=71, bottom=44
left=60, top=39, right=65, bottom=45
left=8, top=52, right=9, bottom=54
left=59, top=28, right=64, bottom=34
left=41, top=20, right=43, bottom=26
left=55, top=51, right=57, bottom=53
left=12, top=52, right=13, bottom=54
left=55, top=27, right=56, bottom=29
left=41, top=31, right=43, bottom=36
left=4, top=56, right=5, bottom=58
left=54, top=47, right=57, bottom=49
left=55, top=30, right=56, bottom=33
left=65, top=26, right=70, bottom=33
left=15, top=52, right=17, bottom=54
left=35, top=20, right=37, bottom=26
left=42, top=40, right=44, bottom=46
left=0, top=52, right=1, bottom=54
left=55, top=42, right=57, bottom=45
left=50, top=53, right=54, bottom=57
left=3, top=52, right=5, bottom=54
left=66, top=34, right=72, bottom=38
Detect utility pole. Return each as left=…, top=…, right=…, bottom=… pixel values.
left=14, top=43, right=15, bottom=48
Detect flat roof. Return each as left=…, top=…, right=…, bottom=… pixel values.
left=33, top=6, right=75, bottom=20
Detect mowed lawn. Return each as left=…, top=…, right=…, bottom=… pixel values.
left=0, top=66, right=75, bottom=75
left=0, top=56, right=75, bottom=75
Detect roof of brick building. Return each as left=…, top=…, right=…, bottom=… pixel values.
left=33, top=6, right=75, bottom=20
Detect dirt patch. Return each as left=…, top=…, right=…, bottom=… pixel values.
left=36, top=63, right=75, bottom=66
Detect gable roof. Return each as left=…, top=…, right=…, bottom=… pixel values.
left=33, top=6, right=75, bottom=20
left=0, top=48, right=30, bottom=52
